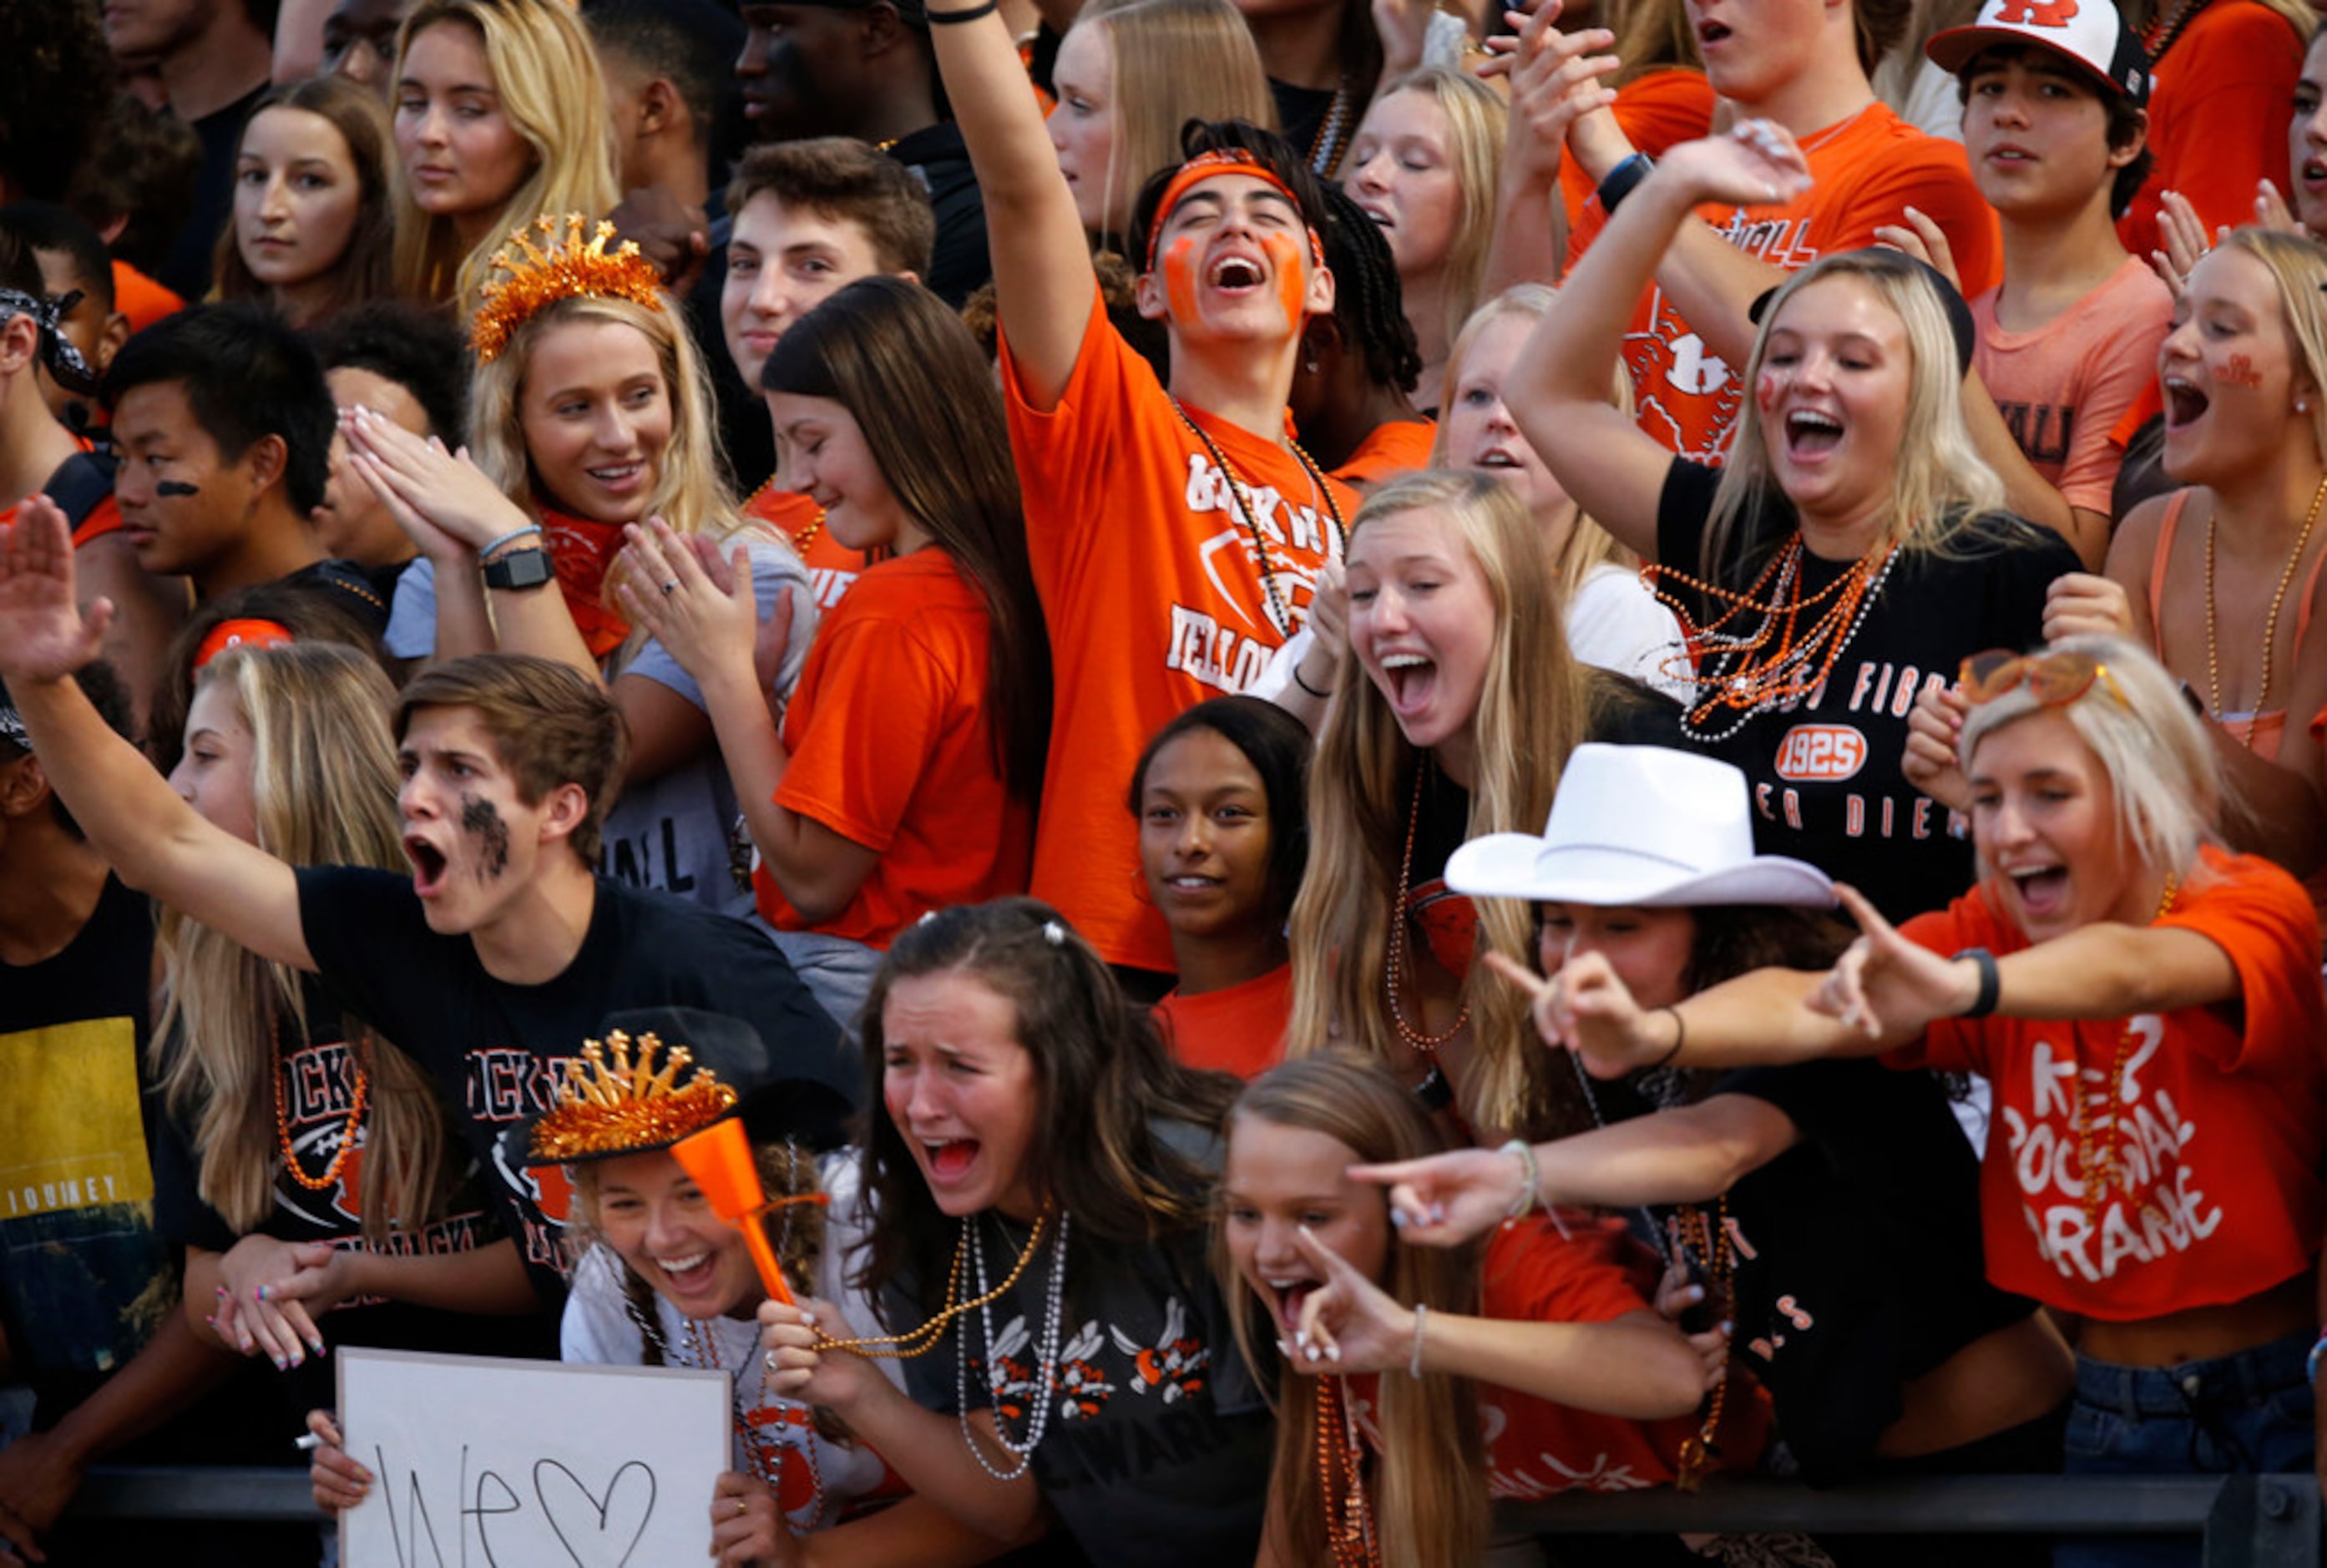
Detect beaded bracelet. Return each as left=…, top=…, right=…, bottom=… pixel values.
left=1408, top=1303, right=1429, bottom=1380
left=1500, top=1138, right=1539, bottom=1220
left=477, top=523, right=543, bottom=562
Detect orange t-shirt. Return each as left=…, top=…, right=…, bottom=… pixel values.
left=753, top=549, right=1034, bottom=948
left=110, top=260, right=183, bottom=336
left=1328, top=417, right=1436, bottom=491
left=1569, top=101, right=2001, bottom=463
left=743, top=483, right=872, bottom=611
left=1558, top=69, right=1719, bottom=230
left=2118, top=0, right=2304, bottom=264
left=1151, top=964, right=1293, bottom=1078
left=1350, top=1217, right=1753, bottom=1494
left=1893, top=847, right=2327, bottom=1321
left=1971, top=256, right=2173, bottom=515
left=1000, top=287, right=1356, bottom=970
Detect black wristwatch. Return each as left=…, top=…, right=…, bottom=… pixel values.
left=482, top=548, right=554, bottom=591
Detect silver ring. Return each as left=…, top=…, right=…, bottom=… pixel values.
left=660, top=579, right=678, bottom=595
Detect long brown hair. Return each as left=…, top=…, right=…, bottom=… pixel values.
left=1221, top=1055, right=1488, bottom=1567
left=854, top=899, right=1241, bottom=1313
left=761, top=277, right=1052, bottom=804
left=211, top=77, right=396, bottom=325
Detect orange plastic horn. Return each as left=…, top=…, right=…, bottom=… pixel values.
left=671, top=1117, right=796, bottom=1307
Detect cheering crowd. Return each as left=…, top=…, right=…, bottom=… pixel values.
left=3, top=0, right=2327, bottom=1560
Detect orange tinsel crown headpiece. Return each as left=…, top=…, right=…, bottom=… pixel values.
left=470, top=213, right=667, bottom=364
left=524, top=1029, right=737, bottom=1164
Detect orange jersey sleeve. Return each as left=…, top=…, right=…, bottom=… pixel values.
left=2118, top=0, right=2304, bottom=263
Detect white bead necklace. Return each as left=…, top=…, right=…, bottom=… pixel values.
left=957, top=1210, right=1073, bottom=1482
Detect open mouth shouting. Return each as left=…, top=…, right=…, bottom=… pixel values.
left=2162, top=374, right=2211, bottom=432
left=1262, top=1272, right=1324, bottom=1335
left=2000, top=861, right=2071, bottom=925
left=1782, top=407, right=1844, bottom=461
left=405, top=832, right=450, bottom=897
left=1374, top=650, right=1439, bottom=721
left=1209, top=253, right=1266, bottom=294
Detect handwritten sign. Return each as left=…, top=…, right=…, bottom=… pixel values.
left=336, top=1346, right=729, bottom=1567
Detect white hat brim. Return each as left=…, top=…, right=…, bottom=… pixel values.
left=1445, top=834, right=1837, bottom=908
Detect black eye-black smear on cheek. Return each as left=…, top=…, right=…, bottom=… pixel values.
left=155, top=481, right=200, bottom=497
left=458, top=793, right=511, bottom=879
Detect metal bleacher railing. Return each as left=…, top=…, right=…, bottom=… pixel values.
left=68, top=1467, right=2326, bottom=1565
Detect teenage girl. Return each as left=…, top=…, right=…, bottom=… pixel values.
left=212, top=77, right=394, bottom=328
left=1285, top=469, right=1675, bottom=1143
left=1222, top=1054, right=1712, bottom=1567
left=388, top=0, right=619, bottom=314
left=306, top=1013, right=893, bottom=1563
left=346, top=214, right=810, bottom=918
left=759, top=901, right=1267, bottom=1565
left=1133, top=695, right=1313, bottom=1077
left=620, top=276, right=1050, bottom=1029
left=1549, top=638, right=2327, bottom=1568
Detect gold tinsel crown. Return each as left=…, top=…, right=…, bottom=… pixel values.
left=527, top=1029, right=737, bottom=1162
left=470, top=213, right=666, bottom=364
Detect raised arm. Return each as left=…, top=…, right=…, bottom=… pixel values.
left=0, top=498, right=313, bottom=970
left=925, top=0, right=1100, bottom=407
left=1510, top=126, right=1810, bottom=558
left=1480, top=4, right=1621, bottom=295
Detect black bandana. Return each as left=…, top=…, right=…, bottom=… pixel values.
left=0, top=288, right=99, bottom=397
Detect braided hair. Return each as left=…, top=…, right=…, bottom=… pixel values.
left=1318, top=181, right=1422, bottom=395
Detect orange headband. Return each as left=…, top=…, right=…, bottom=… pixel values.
left=1144, top=149, right=1326, bottom=273
left=195, top=619, right=295, bottom=670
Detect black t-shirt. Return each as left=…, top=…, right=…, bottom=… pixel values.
left=888, top=122, right=991, bottom=309
left=1655, top=462, right=2076, bottom=922
left=149, top=975, right=558, bottom=1417
left=0, top=874, right=170, bottom=1414
left=159, top=80, right=267, bottom=300
left=294, top=867, right=848, bottom=1298
left=898, top=1215, right=1271, bottom=1566
left=1712, top=1059, right=2036, bottom=1484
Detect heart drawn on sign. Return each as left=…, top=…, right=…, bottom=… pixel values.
left=532, top=1458, right=657, bottom=1567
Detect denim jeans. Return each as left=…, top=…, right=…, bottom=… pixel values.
left=2053, top=1331, right=2315, bottom=1568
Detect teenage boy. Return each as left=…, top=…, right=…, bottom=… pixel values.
left=0, top=203, right=132, bottom=439
left=1556, top=0, right=2000, bottom=464
left=0, top=520, right=848, bottom=1302
left=311, top=301, right=468, bottom=598
left=722, top=138, right=934, bottom=608
left=103, top=302, right=390, bottom=635
left=930, top=6, right=1356, bottom=984
left=1922, top=0, right=2165, bottom=571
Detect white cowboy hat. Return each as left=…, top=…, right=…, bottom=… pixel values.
left=1445, top=744, right=1836, bottom=908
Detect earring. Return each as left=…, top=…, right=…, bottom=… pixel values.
left=2302, top=399, right=2313, bottom=413
left=1304, top=357, right=1320, bottom=374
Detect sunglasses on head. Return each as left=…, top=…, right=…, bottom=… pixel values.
left=1957, top=648, right=2128, bottom=710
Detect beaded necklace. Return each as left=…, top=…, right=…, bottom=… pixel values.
left=958, top=1211, right=1072, bottom=1481
left=2203, top=474, right=2327, bottom=746
left=808, top=1209, right=1055, bottom=1360
left=683, top=1315, right=827, bottom=1524
left=1170, top=400, right=1347, bottom=637
left=1384, top=767, right=1469, bottom=1052
left=742, top=475, right=827, bottom=559
left=1667, top=1200, right=1735, bottom=1492
left=1647, top=534, right=1900, bottom=744
left=274, top=1025, right=367, bottom=1193
left=1313, top=1374, right=1382, bottom=1567
left=2072, top=877, right=2180, bottom=1228
left=2140, top=0, right=2211, bottom=60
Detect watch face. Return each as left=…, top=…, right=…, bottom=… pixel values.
left=488, top=549, right=554, bottom=589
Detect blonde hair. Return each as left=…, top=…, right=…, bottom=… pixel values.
left=1705, top=250, right=2009, bottom=582
left=1075, top=0, right=1277, bottom=239
left=1369, top=67, right=1505, bottom=355
left=1959, top=635, right=2224, bottom=898
left=467, top=288, right=747, bottom=626
left=155, top=645, right=455, bottom=1241
left=1433, top=285, right=1639, bottom=603
left=2216, top=225, right=2327, bottom=464
left=389, top=0, right=620, bottom=314
left=1220, top=1056, right=1487, bottom=1568
left=1287, top=471, right=1613, bottom=1139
